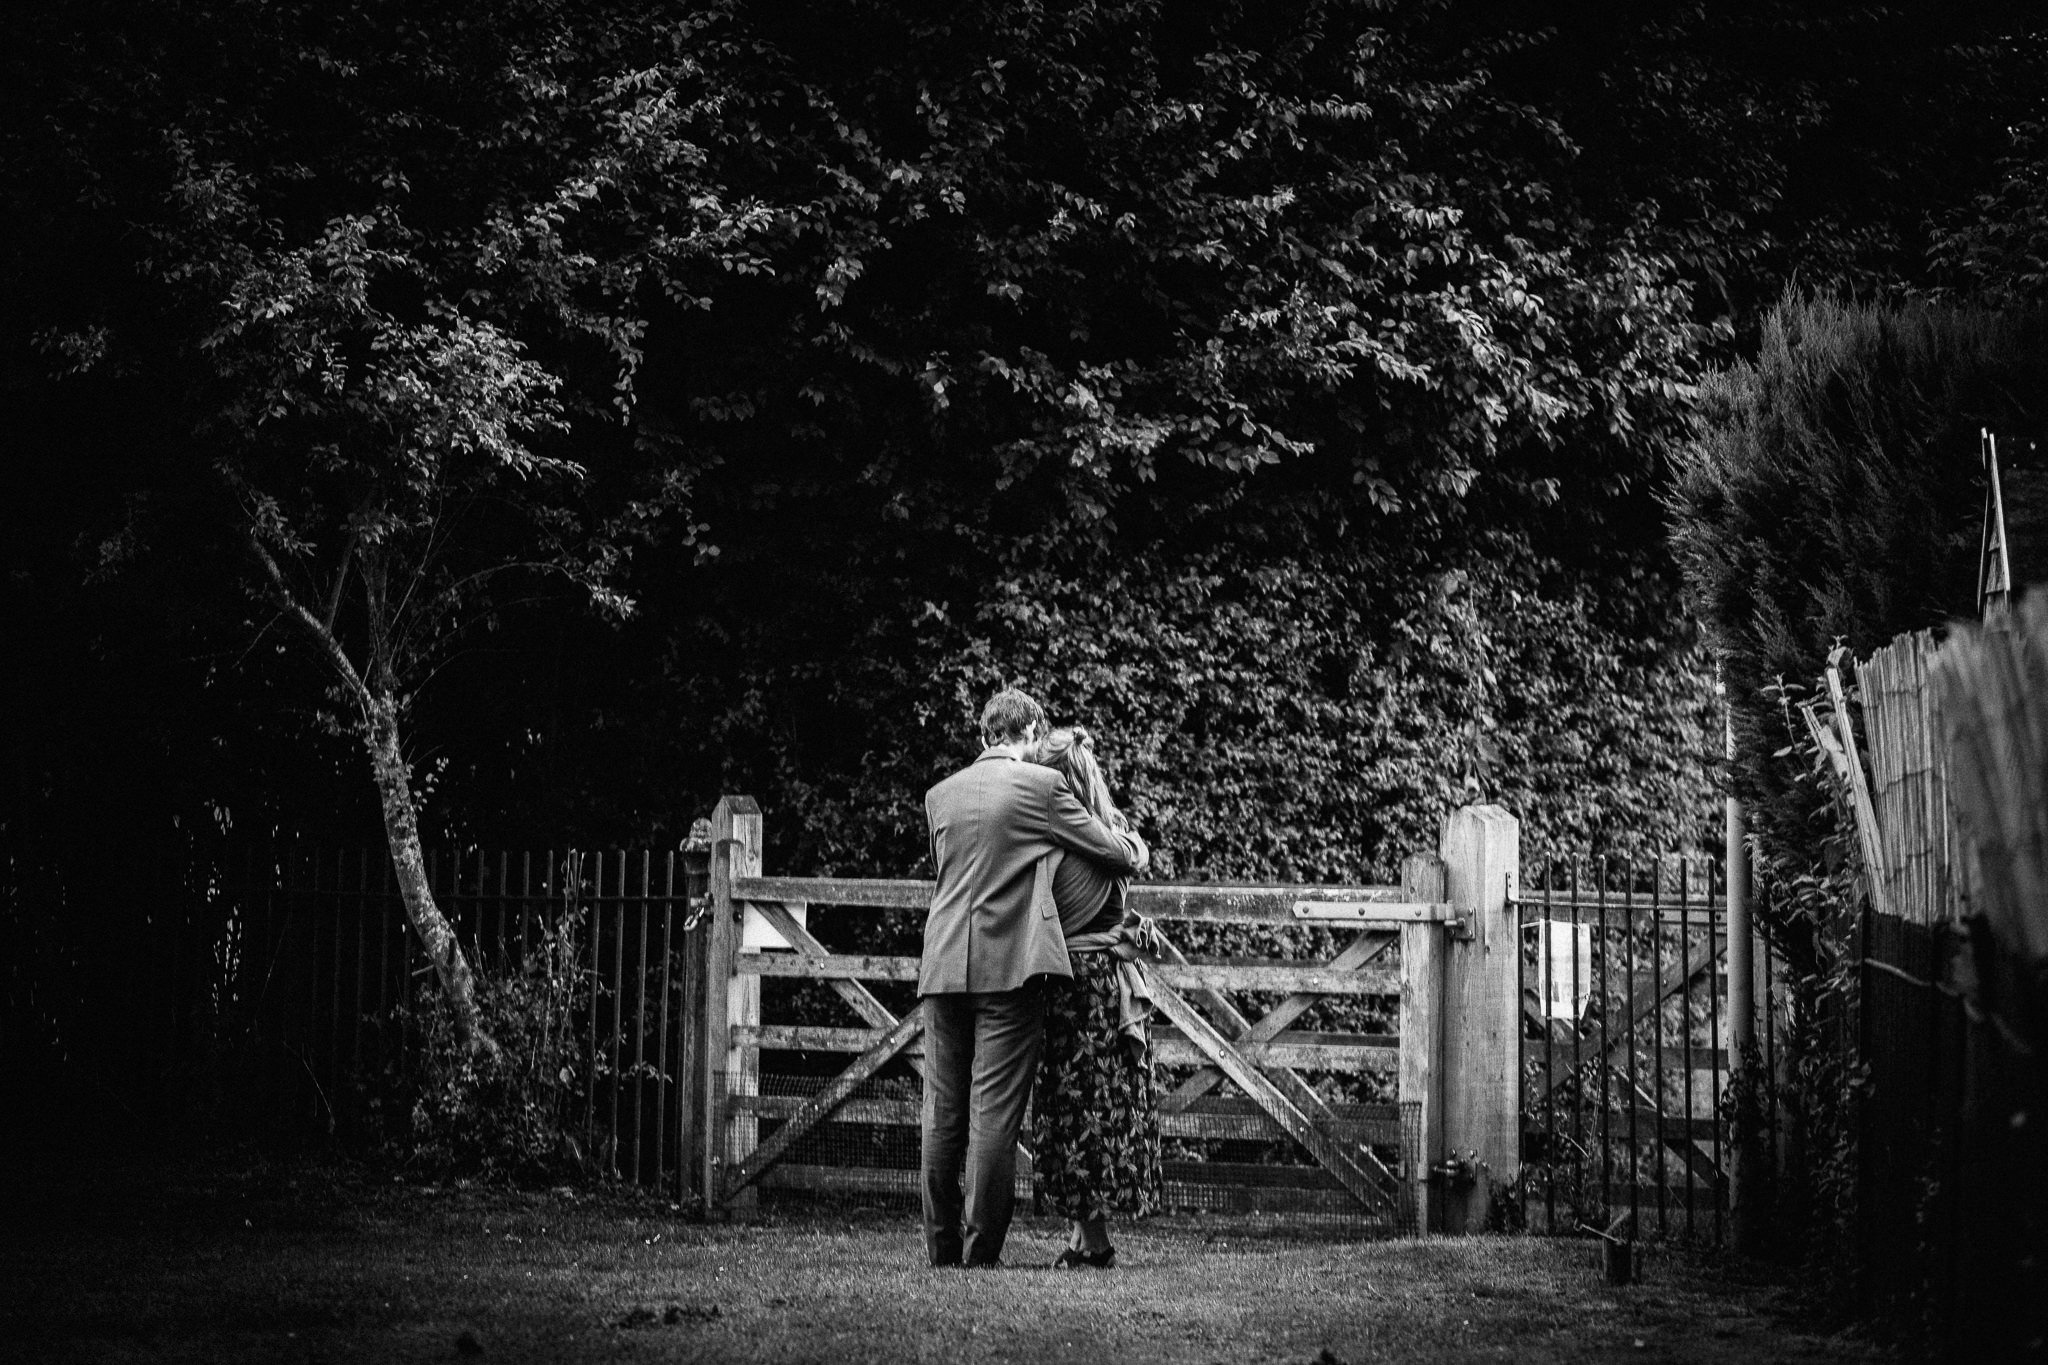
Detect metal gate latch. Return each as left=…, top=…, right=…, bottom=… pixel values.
left=1427, top=1150, right=1483, bottom=1189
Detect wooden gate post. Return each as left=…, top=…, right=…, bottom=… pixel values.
left=1399, top=851, right=1448, bottom=1233
left=1440, top=804, right=1521, bottom=1233
left=702, top=796, right=762, bottom=1216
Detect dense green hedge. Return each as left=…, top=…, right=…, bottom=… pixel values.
left=678, top=531, right=1720, bottom=887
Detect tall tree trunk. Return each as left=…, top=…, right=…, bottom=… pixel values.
left=365, top=689, right=494, bottom=1057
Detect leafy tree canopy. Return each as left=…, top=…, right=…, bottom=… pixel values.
left=4, top=0, right=2041, bottom=871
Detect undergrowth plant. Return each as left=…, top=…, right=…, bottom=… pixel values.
left=388, top=910, right=589, bottom=1183
left=1749, top=675, right=1868, bottom=1304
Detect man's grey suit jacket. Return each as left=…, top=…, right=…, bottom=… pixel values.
left=918, top=750, right=1145, bottom=996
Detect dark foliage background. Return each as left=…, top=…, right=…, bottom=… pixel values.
left=658, top=526, right=1718, bottom=882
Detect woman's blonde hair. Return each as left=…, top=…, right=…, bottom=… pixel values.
left=1029, top=726, right=1126, bottom=831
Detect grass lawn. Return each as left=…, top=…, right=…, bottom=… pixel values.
left=1, top=1156, right=1889, bottom=1365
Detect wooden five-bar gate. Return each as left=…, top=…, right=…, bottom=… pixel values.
left=680, top=797, right=1527, bottom=1234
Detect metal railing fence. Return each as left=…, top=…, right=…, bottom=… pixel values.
left=1513, top=853, right=1782, bottom=1245
left=154, top=840, right=707, bottom=1194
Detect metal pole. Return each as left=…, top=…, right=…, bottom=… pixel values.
left=1726, top=692, right=1759, bottom=1249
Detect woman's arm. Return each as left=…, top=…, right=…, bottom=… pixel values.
left=1042, top=775, right=1149, bottom=874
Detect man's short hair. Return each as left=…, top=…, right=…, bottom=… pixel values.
left=980, top=687, right=1045, bottom=746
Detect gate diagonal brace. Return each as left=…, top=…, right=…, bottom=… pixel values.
left=1145, top=972, right=1399, bottom=1217
left=722, top=1008, right=924, bottom=1199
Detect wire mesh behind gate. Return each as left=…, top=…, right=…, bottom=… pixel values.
left=719, top=1059, right=1421, bottom=1237
left=724, top=1064, right=1425, bottom=1236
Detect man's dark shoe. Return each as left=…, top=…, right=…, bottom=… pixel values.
left=1052, top=1246, right=1116, bottom=1269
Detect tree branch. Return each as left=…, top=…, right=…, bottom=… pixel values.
left=360, top=546, right=396, bottom=697
left=248, top=533, right=371, bottom=707
left=322, top=530, right=357, bottom=636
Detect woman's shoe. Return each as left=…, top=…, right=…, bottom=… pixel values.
left=1052, top=1246, right=1117, bottom=1269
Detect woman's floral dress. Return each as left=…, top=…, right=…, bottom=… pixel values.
left=1030, top=949, right=1164, bottom=1219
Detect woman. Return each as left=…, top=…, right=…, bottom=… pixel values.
left=1027, top=725, right=1164, bottom=1268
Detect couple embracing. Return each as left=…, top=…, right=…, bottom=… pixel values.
left=918, top=686, right=1164, bottom=1270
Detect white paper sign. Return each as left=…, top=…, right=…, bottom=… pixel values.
left=1536, top=919, right=1594, bottom=1021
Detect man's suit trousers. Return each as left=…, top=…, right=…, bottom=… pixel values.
left=920, top=982, right=1045, bottom=1267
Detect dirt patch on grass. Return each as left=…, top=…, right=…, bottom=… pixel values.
left=0, top=1157, right=1889, bottom=1364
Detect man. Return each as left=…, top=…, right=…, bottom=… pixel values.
left=918, top=686, right=1148, bottom=1268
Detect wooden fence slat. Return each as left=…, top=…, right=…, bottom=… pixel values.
left=1137, top=884, right=1416, bottom=924
left=722, top=1010, right=925, bottom=1199
left=1151, top=961, right=1400, bottom=996
left=736, top=952, right=921, bottom=981
left=746, top=1161, right=1416, bottom=1213
left=730, top=1093, right=919, bottom=1125
left=735, top=1022, right=1398, bottom=1071
left=733, top=951, right=1400, bottom=997
left=1145, top=1032, right=1405, bottom=1071
left=725, top=1093, right=1411, bottom=1146
left=758, top=1164, right=977, bottom=1197
left=1160, top=1110, right=1401, bottom=1145
left=732, top=876, right=1425, bottom=925
left=1179, top=1096, right=1398, bottom=1123
left=736, top=876, right=931, bottom=909
left=739, top=1023, right=899, bottom=1052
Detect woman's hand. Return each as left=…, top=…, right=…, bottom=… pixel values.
left=1122, top=828, right=1151, bottom=874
